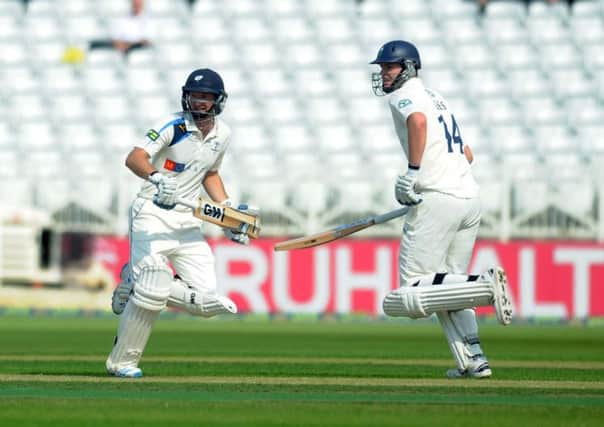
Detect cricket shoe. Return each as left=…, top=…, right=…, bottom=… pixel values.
left=447, top=354, right=492, bottom=379
left=106, top=363, right=143, bottom=378
left=484, top=267, right=513, bottom=326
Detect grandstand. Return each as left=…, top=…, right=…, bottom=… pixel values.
left=0, top=0, right=602, bottom=241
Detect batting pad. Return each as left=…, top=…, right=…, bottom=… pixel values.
left=168, top=280, right=237, bottom=318
left=130, top=255, right=172, bottom=312
left=383, top=281, right=493, bottom=318
left=437, top=310, right=483, bottom=371
left=106, top=301, right=159, bottom=373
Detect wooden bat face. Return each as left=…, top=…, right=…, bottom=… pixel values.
left=192, top=198, right=261, bottom=238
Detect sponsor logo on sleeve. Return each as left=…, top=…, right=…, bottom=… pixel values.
left=398, top=99, right=412, bottom=109
left=146, top=129, right=160, bottom=141
left=163, top=159, right=186, bottom=172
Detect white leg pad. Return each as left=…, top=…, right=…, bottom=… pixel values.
left=130, top=255, right=172, bottom=312
left=383, top=281, right=493, bottom=318
left=106, top=301, right=159, bottom=373
left=168, top=279, right=237, bottom=318
left=437, top=311, right=469, bottom=370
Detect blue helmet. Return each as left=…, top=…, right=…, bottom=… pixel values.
left=370, top=40, right=421, bottom=95
left=181, top=68, right=228, bottom=118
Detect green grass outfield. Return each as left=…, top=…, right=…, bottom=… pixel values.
left=0, top=314, right=603, bottom=427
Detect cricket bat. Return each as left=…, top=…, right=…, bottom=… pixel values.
left=274, top=206, right=409, bottom=251
left=176, top=197, right=261, bottom=239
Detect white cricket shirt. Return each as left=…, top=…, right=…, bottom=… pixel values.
left=135, top=112, right=231, bottom=213
left=388, top=77, right=479, bottom=198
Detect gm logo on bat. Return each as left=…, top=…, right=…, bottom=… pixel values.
left=203, top=203, right=225, bottom=222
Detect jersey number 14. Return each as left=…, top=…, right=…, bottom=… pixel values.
left=438, top=114, right=464, bottom=154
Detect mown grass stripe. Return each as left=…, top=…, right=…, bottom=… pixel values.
left=1, top=374, right=603, bottom=390
left=1, top=384, right=603, bottom=407
left=1, top=355, right=603, bottom=370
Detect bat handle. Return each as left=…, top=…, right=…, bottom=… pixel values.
left=175, top=197, right=197, bottom=210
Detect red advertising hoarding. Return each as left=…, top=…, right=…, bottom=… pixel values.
left=95, top=237, right=604, bottom=319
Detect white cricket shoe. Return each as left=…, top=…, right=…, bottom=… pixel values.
left=484, top=267, right=513, bottom=326
left=108, top=366, right=143, bottom=378
left=447, top=354, right=492, bottom=379
left=111, top=263, right=132, bottom=315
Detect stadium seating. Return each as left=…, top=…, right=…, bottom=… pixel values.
left=1, top=0, right=602, bottom=240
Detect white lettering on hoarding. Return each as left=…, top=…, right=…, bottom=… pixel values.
left=520, top=248, right=567, bottom=318
left=335, top=247, right=391, bottom=314
left=273, top=248, right=330, bottom=313
left=554, top=248, right=604, bottom=319
left=215, top=245, right=269, bottom=313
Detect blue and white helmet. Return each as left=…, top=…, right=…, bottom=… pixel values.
left=181, top=68, right=228, bottom=118
left=370, top=40, right=421, bottom=95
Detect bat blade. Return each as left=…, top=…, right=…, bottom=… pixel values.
left=178, top=197, right=261, bottom=238
left=274, top=207, right=409, bottom=251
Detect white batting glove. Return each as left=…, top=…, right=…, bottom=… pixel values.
left=220, top=199, right=259, bottom=245
left=223, top=228, right=250, bottom=245
left=395, top=168, right=422, bottom=206
left=148, top=171, right=178, bottom=210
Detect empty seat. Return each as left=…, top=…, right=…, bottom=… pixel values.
left=550, top=69, right=594, bottom=98
left=24, top=16, right=63, bottom=42
left=570, top=16, right=604, bottom=45
left=230, top=124, right=270, bottom=151
left=1, top=66, right=39, bottom=94
left=484, top=17, right=528, bottom=45
left=484, top=1, right=526, bottom=19
left=221, top=96, right=261, bottom=125
left=50, top=94, right=90, bottom=122
left=466, top=69, right=508, bottom=98
left=272, top=17, right=313, bottom=43
left=508, top=69, right=552, bottom=99
left=335, top=69, right=373, bottom=97
left=496, top=44, right=539, bottom=70
left=9, top=94, right=46, bottom=121
left=304, top=0, right=353, bottom=18
left=567, top=97, right=604, bottom=126
left=265, top=0, right=303, bottom=17
left=273, top=124, right=314, bottom=153
left=478, top=98, right=523, bottom=126
left=540, top=42, right=581, bottom=68
left=528, top=16, right=569, bottom=44
left=489, top=125, right=534, bottom=155
left=92, top=95, right=132, bottom=123
left=422, top=69, right=465, bottom=98
left=358, top=124, right=399, bottom=153
left=347, top=96, right=390, bottom=126
left=533, top=125, right=576, bottom=154
left=316, top=124, right=356, bottom=153
left=294, top=69, right=335, bottom=97
left=522, top=97, right=565, bottom=126
left=315, top=17, right=356, bottom=44
left=454, top=43, right=494, bottom=69
left=242, top=44, right=280, bottom=68
left=82, top=67, right=124, bottom=95
left=125, top=67, right=164, bottom=96
left=262, top=97, right=301, bottom=124
left=232, top=17, right=271, bottom=42
left=305, top=98, right=345, bottom=126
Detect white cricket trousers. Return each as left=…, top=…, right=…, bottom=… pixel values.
left=129, top=198, right=217, bottom=293
left=399, top=191, right=481, bottom=286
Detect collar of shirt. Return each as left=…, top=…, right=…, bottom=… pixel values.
left=183, top=112, right=219, bottom=142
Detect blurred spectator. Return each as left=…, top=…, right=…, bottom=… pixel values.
left=89, top=0, right=151, bottom=55
left=474, top=0, right=577, bottom=16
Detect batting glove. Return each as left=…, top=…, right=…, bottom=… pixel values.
left=395, top=167, right=422, bottom=206
left=149, top=171, right=178, bottom=210
left=220, top=199, right=260, bottom=245
left=223, top=228, right=250, bottom=245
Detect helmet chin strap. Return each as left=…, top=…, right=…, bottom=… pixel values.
left=387, top=60, right=417, bottom=93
